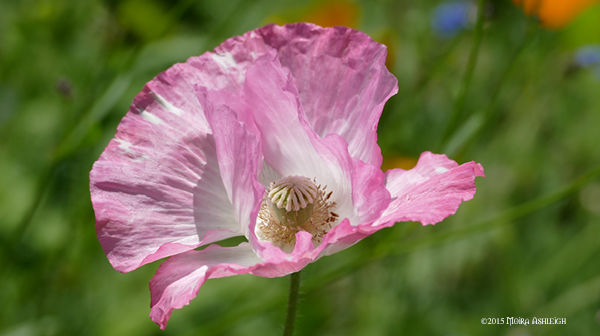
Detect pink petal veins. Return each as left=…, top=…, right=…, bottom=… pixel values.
left=150, top=232, right=317, bottom=329
left=218, top=23, right=399, bottom=166
left=149, top=243, right=263, bottom=329
left=199, top=87, right=265, bottom=237
left=242, top=52, right=355, bottom=223
left=375, top=152, right=485, bottom=226
left=90, top=49, right=259, bottom=273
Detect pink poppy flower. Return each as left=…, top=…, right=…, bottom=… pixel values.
left=90, top=23, right=484, bottom=329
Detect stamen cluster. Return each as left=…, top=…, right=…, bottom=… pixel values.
left=257, top=176, right=338, bottom=252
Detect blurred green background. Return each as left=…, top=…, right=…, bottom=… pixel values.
left=1, top=0, right=600, bottom=335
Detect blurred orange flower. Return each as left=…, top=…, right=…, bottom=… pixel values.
left=265, top=0, right=359, bottom=28
left=513, top=0, right=600, bottom=28
left=381, top=155, right=418, bottom=172
left=303, top=0, right=359, bottom=28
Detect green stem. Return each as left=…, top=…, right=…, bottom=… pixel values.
left=438, top=0, right=486, bottom=151
left=283, top=271, right=301, bottom=336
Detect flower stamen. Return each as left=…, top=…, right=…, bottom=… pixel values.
left=257, top=175, right=338, bottom=252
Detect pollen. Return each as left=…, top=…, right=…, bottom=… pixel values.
left=257, top=175, right=338, bottom=252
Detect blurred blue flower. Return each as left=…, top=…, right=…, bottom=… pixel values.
left=431, top=1, right=474, bottom=38
left=573, top=44, right=600, bottom=80
left=574, top=44, right=600, bottom=67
